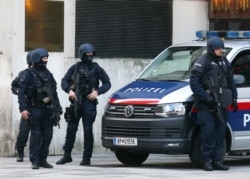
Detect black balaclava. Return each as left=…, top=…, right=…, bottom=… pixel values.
left=34, top=57, right=48, bottom=70
left=81, top=54, right=94, bottom=65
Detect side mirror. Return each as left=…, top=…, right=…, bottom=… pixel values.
left=233, top=74, right=245, bottom=86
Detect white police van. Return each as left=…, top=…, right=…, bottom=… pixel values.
left=102, top=31, right=250, bottom=167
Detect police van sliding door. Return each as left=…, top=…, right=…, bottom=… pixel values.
left=230, top=49, right=250, bottom=150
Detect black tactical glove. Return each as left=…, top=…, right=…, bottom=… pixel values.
left=59, top=106, right=63, bottom=115
left=206, top=96, right=216, bottom=106
left=231, top=99, right=238, bottom=112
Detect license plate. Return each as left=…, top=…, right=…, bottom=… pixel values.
left=113, top=137, right=138, bottom=146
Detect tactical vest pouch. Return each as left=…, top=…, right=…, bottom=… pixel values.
left=220, top=88, right=232, bottom=108
left=42, top=97, right=50, bottom=103
left=64, top=104, right=75, bottom=122
left=11, top=77, right=19, bottom=95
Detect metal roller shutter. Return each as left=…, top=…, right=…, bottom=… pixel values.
left=75, top=0, right=172, bottom=58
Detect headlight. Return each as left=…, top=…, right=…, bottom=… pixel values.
left=155, top=103, right=185, bottom=117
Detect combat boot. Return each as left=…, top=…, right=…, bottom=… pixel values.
left=80, top=157, right=90, bottom=166
left=39, top=160, right=53, bottom=168
left=203, top=161, right=213, bottom=171
left=31, top=162, right=39, bottom=169
left=212, top=161, right=229, bottom=171
left=56, top=151, right=73, bottom=165
left=16, top=153, right=24, bottom=162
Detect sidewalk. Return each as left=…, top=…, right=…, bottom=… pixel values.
left=0, top=153, right=118, bottom=179
left=1, top=153, right=250, bottom=179
left=0, top=154, right=114, bottom=179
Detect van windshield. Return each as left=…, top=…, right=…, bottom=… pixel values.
left=138, top=46, right=230, bottom=81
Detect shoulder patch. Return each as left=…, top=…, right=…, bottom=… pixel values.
left=20, top=74, right=27, bottom=82
left=193, top=62, right=202, bottom=67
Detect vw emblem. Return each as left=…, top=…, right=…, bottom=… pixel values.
left=124, top=105, right=134, bottom=118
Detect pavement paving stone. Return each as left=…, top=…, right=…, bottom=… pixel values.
left=1, top=153, right=250, bottom=179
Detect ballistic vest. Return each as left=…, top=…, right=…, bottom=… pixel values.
left=200, top=55, right=232, bottom=108
left=29, top=68, right=56, bottom=103
left=71, top=62, right=98, bottom=97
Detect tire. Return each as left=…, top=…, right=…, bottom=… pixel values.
left=189, top=132, right=227, bottom=168
left=189, top=133, right=203, bottom=168
left=115, top=150, right=149, bottom=166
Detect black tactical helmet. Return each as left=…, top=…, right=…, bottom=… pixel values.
left=30, top=48, right=49, bottom=63
left=26, top=50, right=34, bottom=65
left=207, top=36, right=224, bottom=54
left=79, top=43, right=95, bottom=59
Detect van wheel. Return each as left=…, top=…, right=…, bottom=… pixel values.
left=115, top=150, right=149, bottom=166
left=189, top=133, right=203, bottom=168
left=189, top=132, right=227, bottom=168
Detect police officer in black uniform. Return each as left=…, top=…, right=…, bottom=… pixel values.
left=18, top=48, right=62, bottom=169
left=56, top=43, right=111, bottom=166
left=12, top=50, right=33, bottom=162
left=190, top=36, right=238, bottom=171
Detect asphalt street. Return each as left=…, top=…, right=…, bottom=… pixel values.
left=1, top=152, right=250, bottom=179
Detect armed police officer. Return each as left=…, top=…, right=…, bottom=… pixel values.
left=190, top=36, right=238, bottom=171
left=56, top=43, right=111, bottom=166
left=12, top=50, right=33, bottom=162
left=18, top=48, right=62, bottom=169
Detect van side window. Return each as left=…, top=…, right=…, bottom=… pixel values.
left=232, top=50, right=250, bottom=87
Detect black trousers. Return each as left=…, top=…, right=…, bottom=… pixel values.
left=15, top=118, right=30, bottom=154
left=63, top=99, right=97, bottom=159
left=196, top=102, right=228, bottom=163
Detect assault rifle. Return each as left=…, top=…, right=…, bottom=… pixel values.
left=74, top=72, right=82, bottom=118
left=42, top=83, right=61, bottom=128
left=208, top=77, right=224, bottom=123
left=73, top=67, right=94, bottom=117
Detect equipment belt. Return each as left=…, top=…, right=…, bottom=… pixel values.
left=32, top=100, right=51, bottom=107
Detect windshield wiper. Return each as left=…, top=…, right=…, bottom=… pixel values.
left=136, top=78, right=152, bottom=81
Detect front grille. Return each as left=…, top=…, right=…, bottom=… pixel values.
left=102, top=126, right=182, bottom=138
left=103, top=126, right=150, bottom=137
left=106, top=104, right=157, bottom=118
